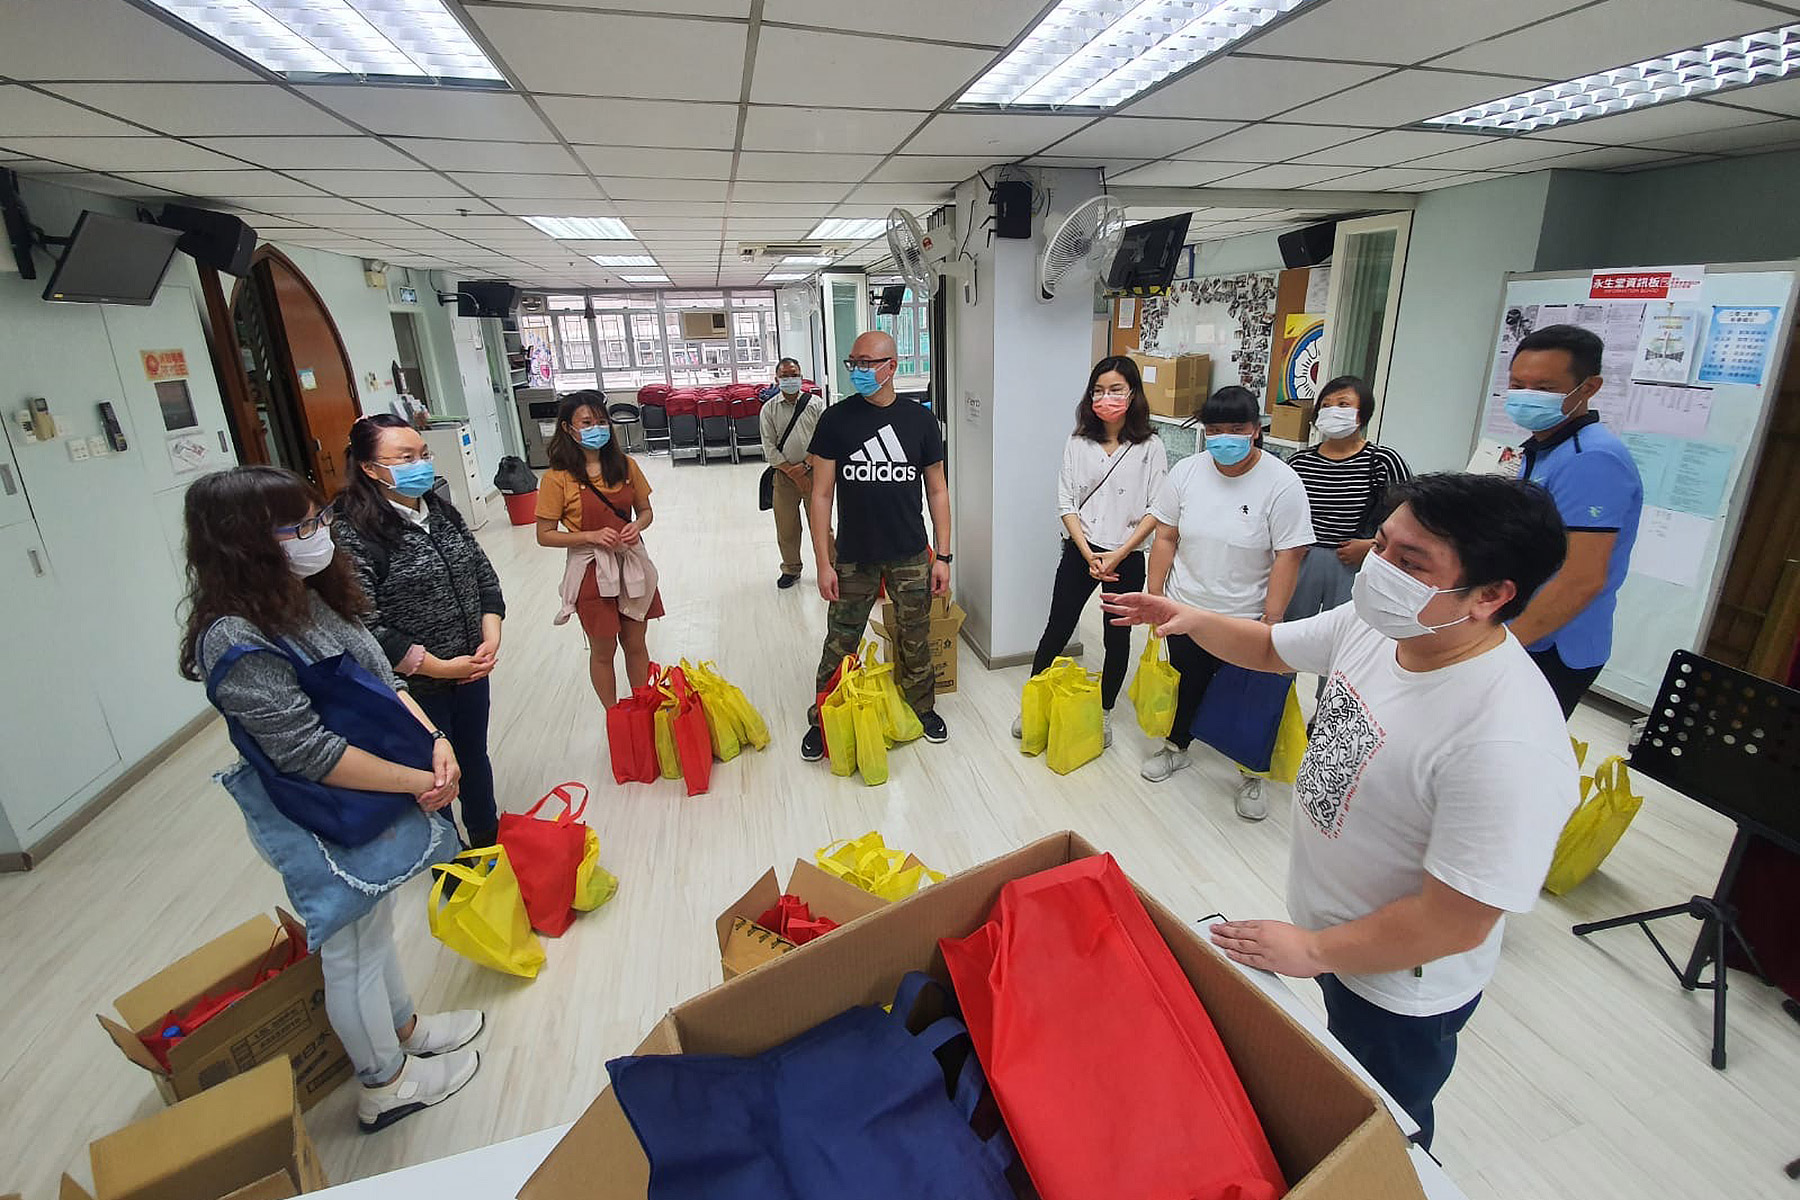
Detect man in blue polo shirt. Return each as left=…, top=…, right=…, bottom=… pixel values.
left=1502, top=324, right=1644, bottom=717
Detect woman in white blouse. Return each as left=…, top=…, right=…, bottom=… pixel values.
left=1014, top=355, right=1169, bottom=748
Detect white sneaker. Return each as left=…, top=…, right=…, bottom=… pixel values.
left=1141, top=743, right=1190, bottom=782
left=358, top=1049, right=481, bottom=1133
left=1235, top=776, right=1268, bottom=821
left=400, top=1009, right=485, bottom=1057
left=1011, top=713, right=1023, bottom=740
left=1102, top=710, right=1113, bottom=749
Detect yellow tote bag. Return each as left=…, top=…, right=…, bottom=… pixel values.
left=816, top=831, right=946, bottom=900
left=1544, top=756, right=1643, bottom=895
left=820, top=683, right=860, bottom=778
left=573, top=828, right=619, bottom=911
left=427, top=846, right=546, bottom=979
left=849, top=682, right=890, bottom=786
left=1046, top=669, right=1105, bottom=775
left=861, top=659, right=924, bottom=744
left=653, top=703, right=683, bottom=780
left=692, top=660, right=770, bottom=750
left=1127, top=636, right=1181, bottom=740
left=1021, top=656, right=1080, bottom=756
left=1242, top=684, right=1307, bottom=785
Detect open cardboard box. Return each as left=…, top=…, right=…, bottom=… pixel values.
left=96, top=909, right=351, bottom=1111
left=520, top=831, right=1425, bottom=1200
left=62, top=1056, right=328, bottom=1200
left=715, top=858, right=890, bottom=980
left=870, top=594, right=967, bottom=694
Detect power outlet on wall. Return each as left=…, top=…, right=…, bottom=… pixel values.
left=87, top=435, right=109, bottom=457
left=67, top=438, right=90, bottom=462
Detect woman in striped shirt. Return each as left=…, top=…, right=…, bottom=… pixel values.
left=1284, top=376, right=1412, bottom=629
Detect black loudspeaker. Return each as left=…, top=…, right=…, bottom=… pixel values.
left=1278, top=220, right=1337, bottom=269
left=159, top=203, right=256, bottom=275
left=992, top=179, right=1033, bottom=239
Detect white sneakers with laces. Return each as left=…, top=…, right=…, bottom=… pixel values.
left=1235, top=775, right=1268, bottom=821
left=1140, top=743, right=1191, bottom=782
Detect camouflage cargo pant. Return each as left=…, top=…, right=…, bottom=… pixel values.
left=808, top=551, right=936, bottom=725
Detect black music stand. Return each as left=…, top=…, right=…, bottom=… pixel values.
left=1571, top=650, right=1800, bottom=1070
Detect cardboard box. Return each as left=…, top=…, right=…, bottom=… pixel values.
left=870, top=594, right=967, bottom=694
left=61, top=1056, right=328, bottom=1200
left=519, top=832, right=1426, bottom=1200
left=1270, top=402, right=1311, bottom=443
left=97, top=910, right=352, bottom=1111
left=1128, top=351, right=1211, bottom=419
left=715, top=859, right=891, bottom=980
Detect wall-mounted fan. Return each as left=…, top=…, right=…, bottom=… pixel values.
left=886, top=208, right=975, bottom=305
left=778, top=282, right=820, bottom=321
left=1038, top=195, right=1128, bottom=302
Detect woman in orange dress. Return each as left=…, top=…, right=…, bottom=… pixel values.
left=535, top=391, right=665, bottom=707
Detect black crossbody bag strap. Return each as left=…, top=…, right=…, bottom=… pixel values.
left=1077, top=442, right=1134, bottom=512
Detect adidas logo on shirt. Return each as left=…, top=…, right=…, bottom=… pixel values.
left=843, top=425, right=919, bottom=482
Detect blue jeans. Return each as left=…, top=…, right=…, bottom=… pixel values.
left=1318, top=974, right=1481, bottom=1151
left=415, top=677, right=498, bottom=847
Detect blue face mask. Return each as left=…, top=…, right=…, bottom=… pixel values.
left=848, top=365, right=882, bottom=395
left=578, top=425, right=611, bottom=450
left=1205, top=433, right=1254, bottom=467
left=1504, top=387, right=1572, bottom=432
left=386, top=459, right=435, bottom=498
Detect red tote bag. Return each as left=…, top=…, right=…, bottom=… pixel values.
left=496, top=782, right=590, bottom=937
left=940, top=854, right=1287, bottom=1200
left=664, top=668, right=714, bottom=796
left=607, top=685, right=661, bottom=784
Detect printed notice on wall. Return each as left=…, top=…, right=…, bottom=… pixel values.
left=1304, top=265, right=1332, bottom=314
left=299, top=368, right=318, bottom=391
left=1697, top=305, right=1780, bottom=386
left=1117, top=298, right=1136, bottom=330
left=963, top=390, right=982, bottom=425
left=141, top=349, right=188, bottom=382
left=1597, top=382, right=1713, bottom=439
left=166, top=431, right=214, bottom=478
left=1631, top=506, right=1712, bottom=587
left=1631, top=304, right=1701, bottom=384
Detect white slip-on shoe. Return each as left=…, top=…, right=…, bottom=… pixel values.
left=400, top=1009, right=485, bottom=1057
left=1140, top=743, right=1191, bottom=783
left=1011, top=713, right=1023, bottom=740
left=1235, top=775, right=1268, bottom=821
left=358, top=1049, right=481, bottom=1134
left=1102, top=710, right=1114, bottom=749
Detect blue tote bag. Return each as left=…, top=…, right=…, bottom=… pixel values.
left=206, top=640, right=435, bottom=847
left=606, top=973, right=1015, bottom=1200
left=1190, top=664, right=1293, bottom=774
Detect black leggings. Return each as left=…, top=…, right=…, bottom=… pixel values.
left=1165, top=631, right=1225, bottom=750
left=1030, top=540, right=1147, bottom=709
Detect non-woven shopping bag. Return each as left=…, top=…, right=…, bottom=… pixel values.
left=607, top=687, right=661, bottom=784
left=573, top=827, right=619, bottom=912
left=605, top=972, right=1015, bottom=1200
left=679, top=659, right=741, bottom=761
left=1544, top=755, right=1644, bottom=895
left=653, top=703, right=682, bottom=781
left=755, top=894, right=838, bottom=945
left=820, top=676, right=860, bottom=779
left=687, top=659, right=770, bottom=752
left=662, top=667, right=714, bottom=796
left=815, top=832, right=946, bottom=901
left=940, top=854, right=1286, bottom=1200
left=427, top=845, right=546, bottom=979
left=497, top=782, right=589, bottom=937
left=1127, top=635, right=1180, bottom=740
left=849, top=680, right=890, bottom=787
left=1020, top=656, right=1081, bottom=757
left=1189, top=664, right=1293, bottom=775
left=862, top=658, right=925, bottom=744
left=1241, top=683, right=1307, bottom=786
left=1045, top=668, right=1104, bottom=775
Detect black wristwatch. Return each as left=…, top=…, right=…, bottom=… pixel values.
left=935, top=552, right=953, bottom=564
left=429, top=729, right=449, bottom=743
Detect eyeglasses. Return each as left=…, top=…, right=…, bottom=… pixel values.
left=375, top=450, right=433, bottom=465
left=276, top=509, right=335, bottom=540
left=843, top=356, right=894, bottom=370
left=1091, top=388, right=1132, bottom=399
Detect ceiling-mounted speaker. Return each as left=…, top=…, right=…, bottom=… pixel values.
left=1278, top=220, right=1338, bottom=269
left=159, top=204, right=256, bottom=276
left=991, top=179, right=1032, bottom=239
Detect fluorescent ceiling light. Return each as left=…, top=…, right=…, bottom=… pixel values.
left=523, top=216, right=633, bottom=239
left=763, top=273, right=807, bottom=283
left=589, top=255, right=657, bottom=267
left=958, top=0, right=1315, bottom=111
left=806, top=218, right=887, bottom=241
left=780, top=255, right=833, bottom=266
left=144, top=0, right=506, bottom=84
left=1424, top=24, right=1800, bottom=134
left=621, top=274, right=670, bottom=284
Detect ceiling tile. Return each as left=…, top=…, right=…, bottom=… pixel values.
left=471, top=8, right=748, bottom=101
left=726, top=200, right=837, bottom=215
left=601, top=177, right=731, bottom=200
left=371, top=195, right=506, bottom=215
left=1716, top=76, right=1800, bottom=119
left=764, top=0, right=1047, bottom=46
left=1300, top=166, right=1464, bottom=190
left=1282, top=69, right=1544, bottom=127
left=1408, top=170, right=1517, bottom=190
left=476, top=0, right=751, bottom=13
left=0, top=86, right=155, bottom=137
left=573, top=146, right=734, bottom=179
left=1177, top=122, right=1365, bottom=162
left=1641, top=118, right=1800, bottom=155
left=291, top=169, right=469, bottom=196
left=1532, top=99, right=1785, bottom=146
left=841, top=183, right=957, bottom=207
left=1431, top=0, right=1778, bottom=80
left=1248, top=0, right=1580, bottom=65
left=312, top=212, right=433, bottom=229
left=1292, top=128, right=1504, bottom=167
left=0, top=0, right=260, bottom=81
left=1122, top=55, right=1389, bottom=121
left=1110, top=160, right=1259, bottom=186
left=1527, top=145, right=1688, bottom=171
left=1406, top=135, right=1600, bottom=171
left=1207, top=163, right=1360, bottom=188
left=392, top=139, right=585, bottom=173
left=115, top=169, right=328, bottom=198
left=197, top=136, right=418, bottom=170
left=904, top=112, right=1090, bottom=156
left=735, top=152, right=883, bottom=182
left=40, top=172, right=175, bottom=198
left=869, top=155, right=994, bottom=182
left=733, top=181, right=856, bottom=202
left=612, top=200, right=727, bottom=215
left=1024, top=155, right=1155, bottom=175
left=539, top=97, right=739, bottom=149
left=297, top=86, right=554, bottom=141
left=254, top=196, right=387, bottom=216
left=1048, top=117, right=1241, bottom=157
left=742, top=105, right=928, bottom=156
left=49, top=83, right=356, bottom=137
left=0, top=136, right=245, bottom=172
left=751, top=29, right=993, bottom=108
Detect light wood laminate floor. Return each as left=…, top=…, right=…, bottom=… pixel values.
left=3, top=455, right=1795, bottom=1199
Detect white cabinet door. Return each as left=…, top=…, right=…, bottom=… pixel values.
left=99, top=284, right=236, bottom=494
left=0, top=432, right=27, bottom=530
left=0, top=521, right=121, bottom=841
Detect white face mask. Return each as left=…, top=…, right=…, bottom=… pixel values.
left=282, top=527, right=337, bottom=578
left=1314, top=406, right=1361, bottom=439
left=1351, top=549, right=1472, bottom=640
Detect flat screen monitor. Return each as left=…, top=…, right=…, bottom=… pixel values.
left=876, top=283, right=906, bottom=315
left=1104, top=212, right=1192, bottom=293
left=457, top=281, right=518, bottom=318
left=41, top=211, right=183, bottom=305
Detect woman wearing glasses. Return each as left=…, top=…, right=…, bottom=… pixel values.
left=333, top=415, right=507, bottom=848
left=1014, top=355, right=1167, bottom=748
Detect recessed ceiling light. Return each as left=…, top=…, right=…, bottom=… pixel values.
left=621, top=274, right=670, bottom=284
left=143, top=0, right=506, bottom=85
left=806, top=218, right=887, bottom=241
left=523, top=216, right=633, bottom=239
left=1423, top=24, right=1800, bottom=134
left=958, top=0, right=1317, bottom=111
left=763, top=273, right=807, bottom=283
left=780, top=255, right=833, bottom=266
left=589, top=255, right=657, bottom=267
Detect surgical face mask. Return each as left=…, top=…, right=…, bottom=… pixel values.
left=1091, top=393, right=1131, bottom=422
left=777, top=376, right=803, bottom=396
left=1351, top=549, right=1473, bottom=640
left=385, top=459, right=435, bottom=498
left=578, top=425, right=611, bottom=450
left=1504, top=387, right=1574, bottom=432
left=848, top=365, right=882, bottom=395
left=1205, top=433, right=1253, bottom=467
left=282, top=527, right=336, bottom=579
left=1314, top=405, right=1361, bottom=439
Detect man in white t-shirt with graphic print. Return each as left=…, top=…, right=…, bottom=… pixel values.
left=1106, top=473, right=1578, bottom=1149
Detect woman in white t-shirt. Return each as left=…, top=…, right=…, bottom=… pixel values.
left=1144, top=385, right=1314, bottom=819
left=1014, top=356, right=1169, bottom=747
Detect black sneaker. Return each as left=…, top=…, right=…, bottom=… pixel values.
left=919, top=711, right=948, bottom=743
left=777, top=573, right=800, bottom=589
left=800, top=725, right=825, bottom=761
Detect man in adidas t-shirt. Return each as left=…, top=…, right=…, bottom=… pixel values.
left=800, top=330, right=952, bottom=758
left=1105, top=473, right=1578, bottom=1149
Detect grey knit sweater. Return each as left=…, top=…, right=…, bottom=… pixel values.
left=200, top=591, right=407, bottom=782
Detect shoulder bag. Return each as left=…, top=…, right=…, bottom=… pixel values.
left=758, top=399, right=812, bottom=511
